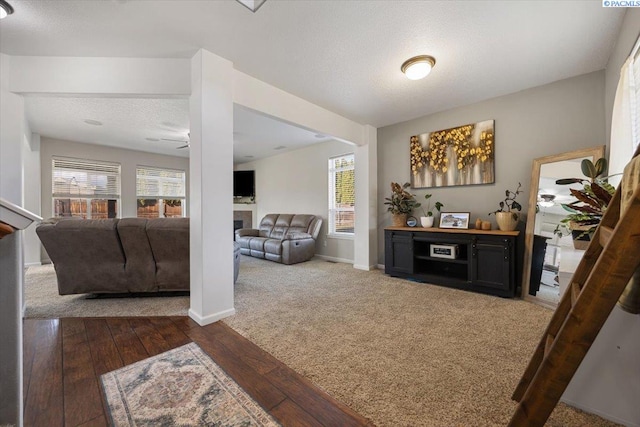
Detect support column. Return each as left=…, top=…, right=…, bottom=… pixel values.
left=189, top=49, right=235, bottom=325
left=353, top=125, right=378, bottom=270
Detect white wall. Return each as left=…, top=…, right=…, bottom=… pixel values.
left=0, top=52, right=25, bottom=427
left=561, top=10, right=640, bottom=427
left=22, top=133, right=41, bottom=266
left=377, top=71, right=606, bottom=264
left=39, top=137, right=189, bottom=221
left=236, top=139, right=355, bottom=262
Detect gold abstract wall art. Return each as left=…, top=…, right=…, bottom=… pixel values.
left=410, top=120, right=495, bottom=188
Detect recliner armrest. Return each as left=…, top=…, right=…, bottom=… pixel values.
left=282, top=232, right=313, bottom=241
left=236, top=228, right=259, bottom=238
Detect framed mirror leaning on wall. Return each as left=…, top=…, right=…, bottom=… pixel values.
left=522, top=146, right=605, bottom=309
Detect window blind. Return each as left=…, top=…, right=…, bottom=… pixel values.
left=52, top=157, right=121, bottom=199
left=136, top=166, right=186, bottom=199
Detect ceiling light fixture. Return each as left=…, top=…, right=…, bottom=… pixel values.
left=0, top=0, right=14, bottom=19
left=235, top=0, right=266, bottom=12
left=401, top=55, right=436, bottom=80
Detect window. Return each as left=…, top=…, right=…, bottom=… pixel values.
left=136, top=166, right=186, bottom=218
left=328, top=154, right=355, bottom=235
left=52, top=157, right=121, bottom=219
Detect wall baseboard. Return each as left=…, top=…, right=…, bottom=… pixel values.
left=314, top=254, right=353, bottom=264
left=188, top=308, right=236, bottom=326
left=24, top=262, right=42, bottom=267
left=377, top=263, right=385, bottom=270
left=561, top=398, right=639, bottom=427
left=353, top=264, right=378, bottom=271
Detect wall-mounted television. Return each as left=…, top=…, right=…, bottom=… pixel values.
left=233, top=170, right=255, bottom=198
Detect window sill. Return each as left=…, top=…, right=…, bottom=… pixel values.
left=327, top=233, right=354, bottom=240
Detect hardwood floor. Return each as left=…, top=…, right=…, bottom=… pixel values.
left=23, top=317, right=373, bottom=427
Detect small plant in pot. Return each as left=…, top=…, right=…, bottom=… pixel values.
left=555, top=158, right=616, bottom=248
left=489, top=182, right=523, bottom=231
left=384, top=182, right=421, bottom=227
left=420, top=194, right=443, bottom=228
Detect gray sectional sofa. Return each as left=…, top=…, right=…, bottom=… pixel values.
left=235, top=214, right=322, bottom=264
left=37, top=217, right=241, bottom=295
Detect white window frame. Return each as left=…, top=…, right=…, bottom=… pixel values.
left=51, top=157, right=121, bottom=219
left=328, top=153, right=355, bottom=238
left=136, top=166, right=187, bottom=218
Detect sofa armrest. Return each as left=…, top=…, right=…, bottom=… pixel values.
left=236, top=228, right=259, bottom=238
left=282, top=232, right=313, bottom=241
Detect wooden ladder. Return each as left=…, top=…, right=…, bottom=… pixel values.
left=509, top=152, right=640, bottom=426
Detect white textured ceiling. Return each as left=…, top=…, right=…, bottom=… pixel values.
left=1, top=1, right=626, bottom=160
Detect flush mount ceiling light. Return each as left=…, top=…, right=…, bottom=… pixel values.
left=0, top=0, right=14, bottom=19
left=401, top=55, right=436, bottom=80
left=235, top=0, right=266, bottom=12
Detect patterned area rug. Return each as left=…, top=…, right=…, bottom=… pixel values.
left=101, top=343, right=280, bottom=427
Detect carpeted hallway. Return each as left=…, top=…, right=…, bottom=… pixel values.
left=25, top=256, right=620, bottom=426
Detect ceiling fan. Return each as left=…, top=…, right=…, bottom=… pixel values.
left=161, top=132, right=190, bottom=149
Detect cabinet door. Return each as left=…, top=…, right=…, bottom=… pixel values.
left=471, top=237, right=513, bottom=294
left=384, top=231, right=413, bottom=275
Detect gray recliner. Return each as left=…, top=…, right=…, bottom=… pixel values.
left=235, top=214, right=322, bottom=265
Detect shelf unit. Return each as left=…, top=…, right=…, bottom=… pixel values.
left=384, top=226, right=521, bottom=297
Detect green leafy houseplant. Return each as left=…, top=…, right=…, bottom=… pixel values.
left=384, top=182, right=421, bottom=214
left=421, top=194, right=443, bottom=217
left=555, top=158, right=616, bottom=238
left=489, top=182, right=523, bottom=221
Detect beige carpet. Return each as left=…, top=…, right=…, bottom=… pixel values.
left=24, top=265, right=188, bottom=318
left=25, top=257, right=619, bottom=426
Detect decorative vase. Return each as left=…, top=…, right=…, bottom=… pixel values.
left=495, top=212, right=519, bottom=231
left=392, top=213, right=408, bottom=227
left=420, top=216, right=435, bottom=228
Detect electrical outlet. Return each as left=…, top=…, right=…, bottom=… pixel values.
left=323, top=239, right=327, bottom=247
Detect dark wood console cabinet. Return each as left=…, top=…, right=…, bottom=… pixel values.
left=384, top=227, right=520, bottom=297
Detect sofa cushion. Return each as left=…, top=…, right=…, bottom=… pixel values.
left=146, top=218, right=189, bottom=291
left=264, top=238, right=283, bottom=255
left=249, top=236, right=269, bottom=252
left=270, top=214, right=293, bottom=239
left=117, top=218, right=157, bottom=292
left=36, top=218, right=129, bottom=294
left=288, top=214, right=315, bottom=235
left=258, top=214, right=278, bottom=237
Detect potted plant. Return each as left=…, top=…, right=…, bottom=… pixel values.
left=555, top=158, right=616, bottom=249
left=489, top=182, right=523, bottom=231
left=384, top=182, right=421, bottom=226
left=420, top=194, right=443, bottom=228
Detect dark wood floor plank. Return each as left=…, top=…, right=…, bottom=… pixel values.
left=128, top=318, right=172, bottom=356
left=84, top=319, right=123, bottom=376
left=77, top=415, right=108, bottom=427
left=269, top=399, right=324, bottom=427
left=148, top=317, right=191, bottom=349
left=208, top=322, right=280, bottom=375
left=186, top=325, right=287, bottom=411
left=106, top=318, right=150, bottom=366
left=170, top=316, right=200, bottom=332
left=61, top=317, right=86, bottom=337
left=24, top=319, right=64, bottom=427
left=266, top=366, right=370, bottom=427
left=22, top=319, right=39, bottom=404
left=61, top=319, right=104, bottom=427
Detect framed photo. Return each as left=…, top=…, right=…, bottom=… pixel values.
left=439, top=212, right=470, bottom=229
